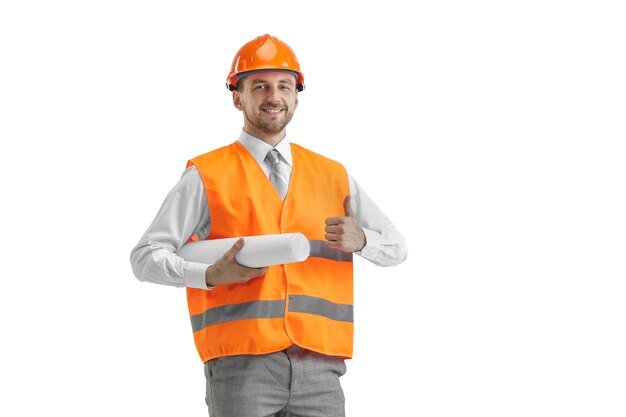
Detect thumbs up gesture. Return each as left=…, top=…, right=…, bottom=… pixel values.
left=324, top=196, right=366, bottom=252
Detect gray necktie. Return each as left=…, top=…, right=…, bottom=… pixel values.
left=265, top=149, right=289, bottom=199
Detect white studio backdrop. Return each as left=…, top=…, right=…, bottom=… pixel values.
left=1, top=1, right=625, bottom=416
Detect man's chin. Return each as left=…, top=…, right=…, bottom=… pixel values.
left=259, top=121, right=288, bottom=134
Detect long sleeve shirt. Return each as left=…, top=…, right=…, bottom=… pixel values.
left=130, top=130, right=407, bottom=289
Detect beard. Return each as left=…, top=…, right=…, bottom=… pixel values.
left=244, top=104, right=295, bottom=135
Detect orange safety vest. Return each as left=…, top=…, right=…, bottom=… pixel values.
left=186, top=141, right=354, bottom=363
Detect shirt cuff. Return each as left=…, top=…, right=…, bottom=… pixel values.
left=183, top=261, right=213, bottom=290
left=358, top=228, right=380, bottom=258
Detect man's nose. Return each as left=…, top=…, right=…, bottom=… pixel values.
left=265, top=86, right=282, bottom=102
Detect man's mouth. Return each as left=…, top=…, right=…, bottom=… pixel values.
left=262, top=108, right=285, bottom=115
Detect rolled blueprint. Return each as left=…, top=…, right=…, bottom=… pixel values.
left=178, top=233, right=310, bottom=268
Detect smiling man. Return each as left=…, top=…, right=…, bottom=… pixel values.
left=131, top=34, right=407, bottom=417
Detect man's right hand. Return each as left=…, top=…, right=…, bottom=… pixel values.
left=205, top=238, right=269, bottom=287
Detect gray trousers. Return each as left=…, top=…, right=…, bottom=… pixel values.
left=204, top=345, right=347, bottom=417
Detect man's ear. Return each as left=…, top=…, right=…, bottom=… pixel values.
left=233, top=90, right=243, bottom=110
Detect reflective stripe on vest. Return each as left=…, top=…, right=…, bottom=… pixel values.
left=288, top=295, right=354, bottom=323
left=308, top=240, right=353, bottom=262
left=190, top=295, right=354, bottom=333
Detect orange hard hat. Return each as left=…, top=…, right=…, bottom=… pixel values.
left=226, top=34, right=305, bottom=92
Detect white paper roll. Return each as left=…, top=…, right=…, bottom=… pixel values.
left=178, top=233, right=310, bottom=268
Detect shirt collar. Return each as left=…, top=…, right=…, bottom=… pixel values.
left=237, top=129, right=293, bottom=167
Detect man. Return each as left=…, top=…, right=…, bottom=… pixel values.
left=131, top=34, right=407, bottom=417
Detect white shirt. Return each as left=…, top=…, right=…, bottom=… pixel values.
left=130, top=130, right=407, bottom=289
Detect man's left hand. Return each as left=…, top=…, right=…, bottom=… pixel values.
left=324, top=196, right=366, bottom=253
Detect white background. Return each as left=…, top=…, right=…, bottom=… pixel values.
left=1, top=1, right=625, bottom=416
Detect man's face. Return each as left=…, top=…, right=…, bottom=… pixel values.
left=233, top=71, right=299, bottom=140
